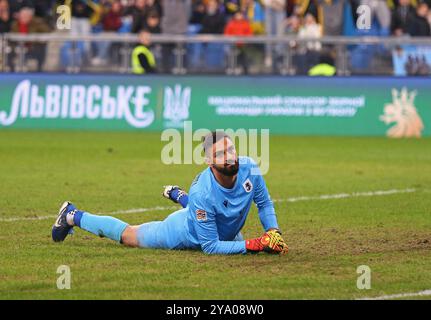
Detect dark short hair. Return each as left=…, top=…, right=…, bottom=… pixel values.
left=202, top=131, right=232, bottom=156
left=147, top=10, right=160, bottom=19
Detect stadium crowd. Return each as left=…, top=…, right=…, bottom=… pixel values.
left=0, top=0, right=431, bottom=74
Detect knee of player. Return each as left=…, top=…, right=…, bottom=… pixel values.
left=121, top=225, right=139, bottom=247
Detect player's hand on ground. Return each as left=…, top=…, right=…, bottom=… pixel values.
left=266, top=229, right=289, bottom=254
left=245, top=229, right=288, bottom=254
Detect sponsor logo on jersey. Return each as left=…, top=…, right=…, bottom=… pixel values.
left=196, top=209, right=207, bottom=221
left=242, top=178, right=253, bottom=193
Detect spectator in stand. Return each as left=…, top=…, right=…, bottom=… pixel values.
left=298, top=12, right=322, bottom=51
left=115, top=0, right=132, bottom=31
left=187, top=0, right=205, bottom=70
left=225, top=0, right=240, bottom=18
left=240, top=0, right=265, bottom=35
left=130, top=0, right=162, bottom=33
left=91, top=0, right=124, bottom=66
left=103, top=0, right=124, bottom=31
left=262, top=0, right=286, bottom=68
left=296, top=0, right=340, bottom=71
left=278, top=12, right=300, bottom=70
left=33, top=0, right=56, bottom=21
left=280, top=13, right=300, bottom=35
left=161, top=0, right=191, bottom=72
left=11, top=6, right=51, bottom=34
left=70, top=0, right=94, bottom=60
left=343, top=0, right=390, bottom=36
left=319, top=0, right=344, bottom=36
left=226, top=0, right=256, bottom=21
left=88, top=0, right=104, bottom=29
left=189, top=0, right=206, bottom=26
left=145, top=0, right=163, bottom=17
left=296, top=12, right=322, bottom=74
left=294, top=0, right=320, bottom=21
left=391, top=0, right=416, bottom=35
left=129, top=0, right=148, bottom=33
left=144, top=9, right=162, bottom=33
left=0, top=0, right=11, bottom=33
left=360, top=0, right=391, bottom=35
left=135, top=9, right=164, bottom=71
left=343, top=0, right=360, bottom=35
left=224, top=9, right=253, bottom=39
left=224, top=10, right=253, bottom=73
left=200, top=0, right=225, bottom=34
left=191, top=0, right=225, bottom=70
left=407, top=1, right=431, bottom=36
left=286, top=0, right=295, bottom=17
left=9, top=0, right=34, bottom=18
left=343, top=1, right=391, bottom=72
left=161, top=0, right=191, bottom=35
left=10, top=7, right=51, bottom=71
left=71, top=1, right=95, bottom=32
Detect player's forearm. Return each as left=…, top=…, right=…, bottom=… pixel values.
left=258, top=205, right=279, bottom=231
left=201, top=239, right=247, bottom=255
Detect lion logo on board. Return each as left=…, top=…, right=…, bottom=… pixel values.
left=380, top=87, right=424, bottom=138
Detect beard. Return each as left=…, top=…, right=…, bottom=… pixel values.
left=212, top=160, right=239, bottom=177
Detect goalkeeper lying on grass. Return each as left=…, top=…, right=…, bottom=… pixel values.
left=51, top=131, right=288, bottom=255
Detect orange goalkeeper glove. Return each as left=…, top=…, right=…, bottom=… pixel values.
left=245, top=229, right=288, bottom=254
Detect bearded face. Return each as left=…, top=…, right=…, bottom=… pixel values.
left=208, top=137, right=239, bottom=177
left=212, top=158, right=239, bottom=176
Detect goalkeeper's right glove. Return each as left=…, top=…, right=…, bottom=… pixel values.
left=245, top=229, right=288, bottom=254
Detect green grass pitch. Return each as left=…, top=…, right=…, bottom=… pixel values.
left=0, top=130, right=430, bottom=299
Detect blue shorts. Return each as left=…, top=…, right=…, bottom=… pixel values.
left=136, top=208, right=243, bottom=250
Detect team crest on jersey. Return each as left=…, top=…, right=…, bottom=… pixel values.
left=242, top=178, right=253, bottom=193
left=196, top=209, right=207, bottom=221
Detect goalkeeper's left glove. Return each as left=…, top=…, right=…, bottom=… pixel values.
left=245, top=229, right=288, bottom=254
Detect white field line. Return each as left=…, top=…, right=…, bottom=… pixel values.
left=0, top=205, right=179, bottom=222
left=356, top=289, right=431, bottom=300
left=273, top=188, right=416, bottom=203
left=0, top=188, right=417, bottom=223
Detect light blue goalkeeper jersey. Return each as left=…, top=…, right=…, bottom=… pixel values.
left=184, top=156, right=279, bottom=254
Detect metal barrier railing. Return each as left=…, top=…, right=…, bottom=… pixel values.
left=1, top=32, right=431, bottom=75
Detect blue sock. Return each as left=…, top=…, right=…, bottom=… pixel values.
left=73, top=210, right=84, bottom=227
left=79, top=212, right=129, bottom=243
left=170, top=189, right=189, bottom=208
